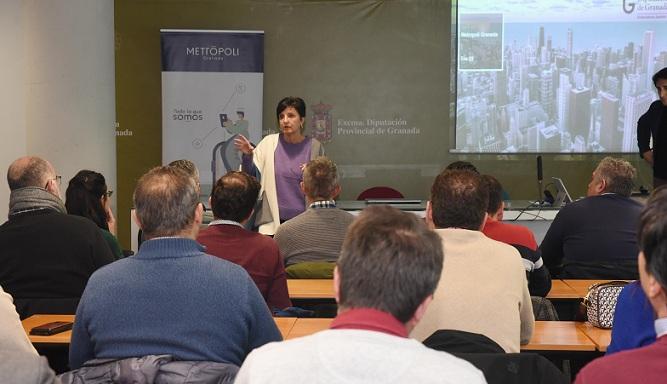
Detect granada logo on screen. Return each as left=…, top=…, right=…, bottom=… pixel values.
left=623, top=1, right=635, bottom=13
left=624, top=0, right=667, bottom=15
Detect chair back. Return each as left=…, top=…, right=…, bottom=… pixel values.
left=356, top=186, right=404, bottom=200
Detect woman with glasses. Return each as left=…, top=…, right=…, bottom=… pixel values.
left=65, top=170, right=122, bottom=259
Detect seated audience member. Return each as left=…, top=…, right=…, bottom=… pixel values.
left=606, top=281, right=656, bottom=355
left=0, top=285, right=59, bottom=384
left=65, top=170, right=122, bottom=259
left=69, top=166, right=281, bottom=369
left=137, top=159, right=200, bottom=249
left=411, top=169, right=534, bottom=353
left=273, top=157, right=354, bottom=270
left=197, top=171, right=291, bottom=311
left=575, top=187, right=667, bottom=383
left=482, top=175, right=551, bottom=297
left=0, top=156, right=115, bottom=318
left=540, top=157, right=643, bottom=279
left=235, top=206, right=486, bottom=384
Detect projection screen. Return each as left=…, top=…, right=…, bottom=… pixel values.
left=453, top=0, right=667, bottom=153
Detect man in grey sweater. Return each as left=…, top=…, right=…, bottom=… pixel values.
left=274, top=157, right=354, bottom=268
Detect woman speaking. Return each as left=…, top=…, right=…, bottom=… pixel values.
left=235, top=97, right=324, bottom=235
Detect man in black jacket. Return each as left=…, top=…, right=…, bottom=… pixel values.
left=638, top=67, right=667, bottom=188
left=0, top=156, right=115, bottom=318
left=540, top=157, right=642, bottom=279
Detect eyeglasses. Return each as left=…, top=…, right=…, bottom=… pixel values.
left=45, top=175, right=62, bottom=189
left=105, top=190, right=114, bottom=198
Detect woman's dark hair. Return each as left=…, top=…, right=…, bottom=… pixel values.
left=65, top=170, right=109, bottom=230
left=276, top=96, right=306, bottom=119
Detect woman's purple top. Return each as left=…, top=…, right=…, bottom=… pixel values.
left=241, top=134, right=312, bottom=222
left=274, top=135, right=311, bottom=220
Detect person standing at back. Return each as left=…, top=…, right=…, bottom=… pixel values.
left=637, top=67, right=667, bottom=189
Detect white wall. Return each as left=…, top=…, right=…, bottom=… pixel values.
left=0, top=0, right=28, bottom=219
left=0, top=0, right=116, bottom=219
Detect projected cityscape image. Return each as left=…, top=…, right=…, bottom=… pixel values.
left=454, top=1, right=667, bottom=153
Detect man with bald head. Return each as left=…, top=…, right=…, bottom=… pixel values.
left=0, top=156, right=115, bottom=318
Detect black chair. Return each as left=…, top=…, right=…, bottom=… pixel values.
left=559, top=260, right=639, bottom=280
left=531, top=296, right=559, bottom=321
left=452, top=352, right=569, bottom=384
left=423, top=329, right=505, bottom=354
left=14, top=297, right=80, bottom=320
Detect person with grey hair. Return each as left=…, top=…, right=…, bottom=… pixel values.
left=0, top=156, right=114, bottom=318
left=168, top=159, right=199, bottom=183
left=540, top=157, right=644, bottom=279
left=235, top=206, right=486, bottom=384
left=69, top=166, right=281, bottom=370
left=273, top=157, right=354, bottom=274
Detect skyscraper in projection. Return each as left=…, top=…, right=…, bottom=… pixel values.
left=540, top=70, right=554, bottom=118
left=623, top=92, right=653, bottom=152
left=558, top=72, right=571, bottom=132
left=643, top=30, right=655, bottom=89
left=567, top=28, right=573, bottom=68
left=569, top=87, right=591, bottom=143
left=599, top=92, right=619, bottom=151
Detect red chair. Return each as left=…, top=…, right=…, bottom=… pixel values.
left=356, top=186, right=404, bottom=200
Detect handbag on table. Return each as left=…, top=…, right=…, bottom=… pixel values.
left=583, top=280, right=629, bottom=329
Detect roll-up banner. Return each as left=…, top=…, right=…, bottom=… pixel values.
left=161, top=29, right=264, bottom=191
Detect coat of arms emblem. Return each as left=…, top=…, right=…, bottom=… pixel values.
left=310, top=101, right=333, bottom=143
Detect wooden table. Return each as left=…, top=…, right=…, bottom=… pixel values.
left=23, top=314, right=300, bottom=345
left=577, top=322, right=612, bottom=352
left=522, top=321, right=596, bottom=351
left=284, top=318, right=333, bottom=340
left=284, top=319, right=598, bottom=352
left=562, top=279, right=632, bottom=298
left=287, top=279, right=335, bottom=299
left=24, top=314, right=606, bottom=355
left=287, top=279, right=590, bottom=301
left=22, top=314, right=75, bottom=345
left=274, top=317, right=297, bottom=339
left=546, top=280, right=579, bottom=299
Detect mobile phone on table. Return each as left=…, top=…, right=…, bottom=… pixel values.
left=29, top=321, right=73, bottom=336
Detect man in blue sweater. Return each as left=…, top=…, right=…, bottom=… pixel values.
left=69, top=166, right=281, bottom=369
